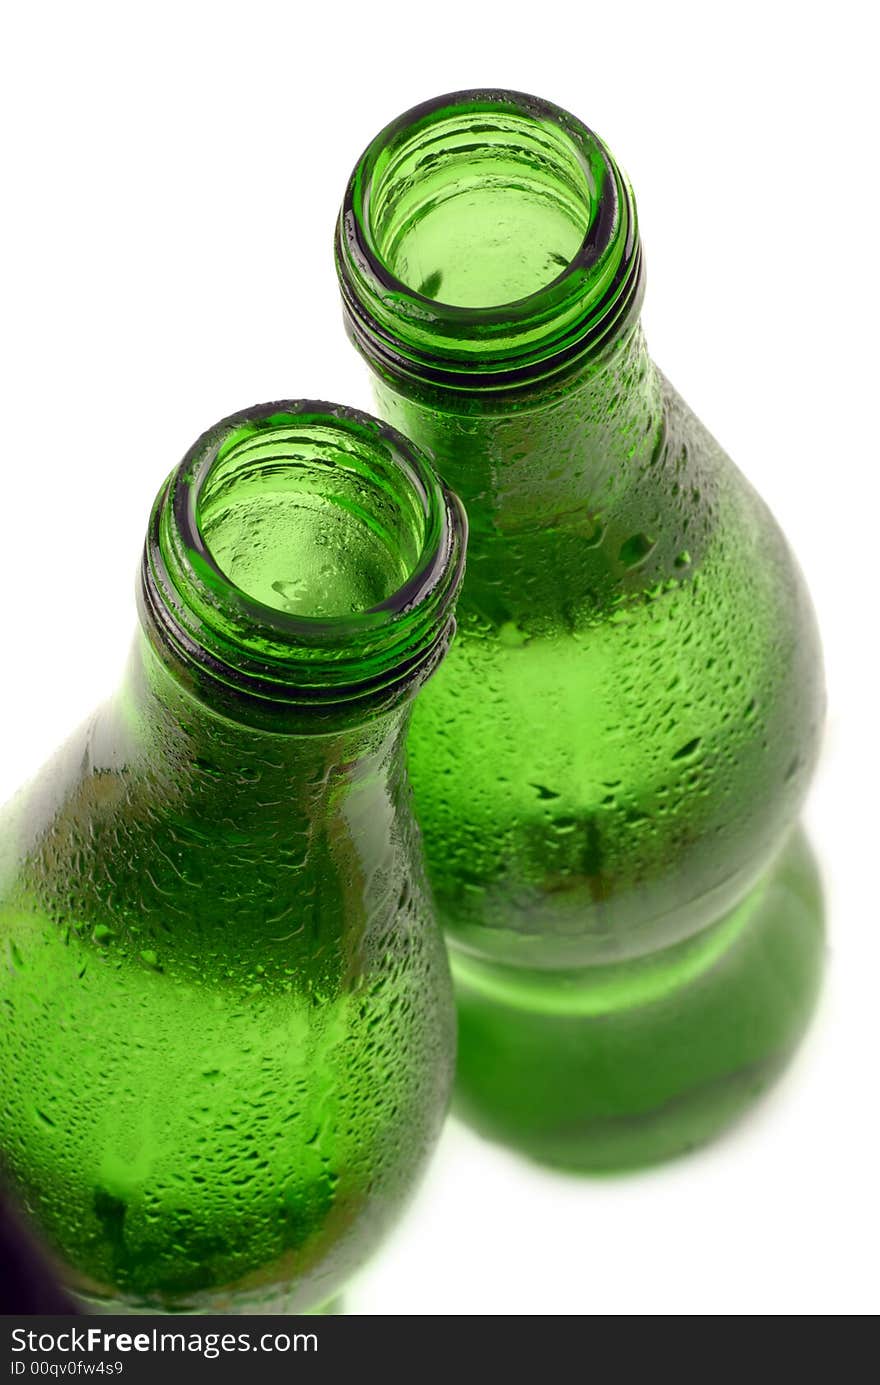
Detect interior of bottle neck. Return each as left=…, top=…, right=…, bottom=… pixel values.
left=367, top=107, right=595, bottom=310
left=195, top=417, right=427, bottom=620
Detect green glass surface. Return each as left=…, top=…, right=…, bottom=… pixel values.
left=454, top=829, right=823, bottom=1169
left=336, top=91, right=826, bottom=1168
left=0, top=402, right=465, bottom=1310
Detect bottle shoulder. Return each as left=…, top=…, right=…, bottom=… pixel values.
left=0, top=686, right=435, bottom=971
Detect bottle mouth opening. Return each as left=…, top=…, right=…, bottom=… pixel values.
left=139, top=402, right=466, bottom=722
left=336, top=89, right=644, bottom=391
left=193, top=414, right=431, bottom=621
left=366, top=105, right=596, bottom=310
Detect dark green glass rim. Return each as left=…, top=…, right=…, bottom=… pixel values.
left=139, top=400, right=467, bottom=723
left=335, top=88, right=645, bottom=393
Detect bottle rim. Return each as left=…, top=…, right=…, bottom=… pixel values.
left=335, top=88, right=644, bottom=393
left=138, top=401, right=466, bottom=723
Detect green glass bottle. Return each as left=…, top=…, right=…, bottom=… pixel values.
left=0, top=401, right=465, bottom=1310
left=336, top=90, right=825, bottom=1170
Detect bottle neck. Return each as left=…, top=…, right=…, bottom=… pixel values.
left=373, top=322, right=662, bottom=529
left=9, top=631, right=415, bottom=970
left=110, top=634, right=411, bottom=830
left=139, top=401, right=466, bottom=734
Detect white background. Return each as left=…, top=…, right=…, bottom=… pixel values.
left=1, top=1, right=877, bottom=1315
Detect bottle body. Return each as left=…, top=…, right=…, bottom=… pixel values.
left=373, top=344, right=824, bottom=1167
left=336, top=91, right=825, bottom=1167
left=375, top=341, right=823, bottom=967
left=0, top=402, right=465, bottom=1307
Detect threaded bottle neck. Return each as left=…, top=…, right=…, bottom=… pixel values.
left=336, top=89, right=644, bottom=396
left=139, top=402, right=466, bottom=730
